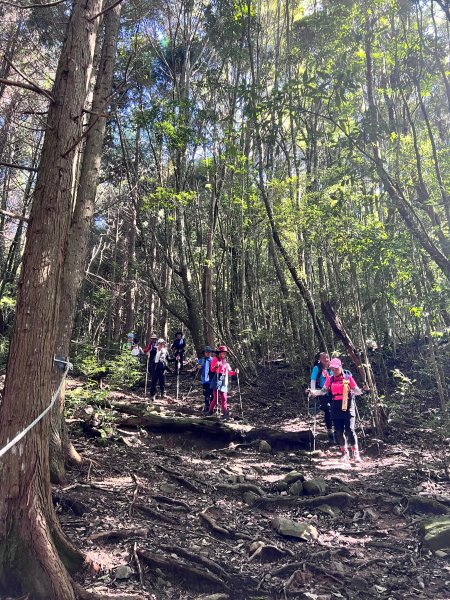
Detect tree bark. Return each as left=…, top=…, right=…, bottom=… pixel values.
left=50, top=2, right=122, bottom=484
left=0, top=0, right=102, bottom=597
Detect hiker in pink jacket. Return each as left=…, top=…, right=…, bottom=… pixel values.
left=208, top=345, right=238, bottom=420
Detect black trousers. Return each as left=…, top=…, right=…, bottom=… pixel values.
left=147, top=351, right=157, bottom=376
left=150, top=364, right=166, bottom=396
left=332, top=399, right=357, bottom=447
left=319, top=394, right=333, bottom=430
left=202, top=382, right=213, bottom=406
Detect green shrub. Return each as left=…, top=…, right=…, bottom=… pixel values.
left=106, top=351, right=143, bottom=389
left=0, top=335, right=9, bottom=372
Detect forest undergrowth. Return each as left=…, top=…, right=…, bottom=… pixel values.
left=26, top=340, right=450, bottom=600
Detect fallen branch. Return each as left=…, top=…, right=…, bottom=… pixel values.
left=117, top=412, right=310, bottom=448
left=133, top=541, right=145, bottom=588
left=129, top=472, right=140, bottom=517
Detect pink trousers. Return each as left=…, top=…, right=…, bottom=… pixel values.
left=209, top=390, right=227, bottom=413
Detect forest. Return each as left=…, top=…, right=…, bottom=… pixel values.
left=0, top=0, right=449, bottom=599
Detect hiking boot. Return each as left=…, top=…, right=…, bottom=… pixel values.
left=222, top=410, right=229, bottom=420
left=327, top=429, right=336, bottom=444
left=340, top=448, right=350, bottom=463
left=150, top=395, right=156, bottom=401
left=351, top=447, right=363, bottom=462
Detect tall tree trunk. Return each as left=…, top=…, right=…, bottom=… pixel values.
left=202, top=188, right=218, bottom=348
left=50, top=2, right=122, bottom=484
left=0, top=1, right=102, bottom=597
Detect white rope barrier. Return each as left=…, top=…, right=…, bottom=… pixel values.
left=0, top=357, right=72, bottom=459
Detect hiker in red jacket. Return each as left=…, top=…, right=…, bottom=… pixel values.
left=309, top=358, right=365, bottom=462
left=208, top=345, right=238, bottom=420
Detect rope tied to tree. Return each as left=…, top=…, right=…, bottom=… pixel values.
left=0, top=356, right=72, bottom=459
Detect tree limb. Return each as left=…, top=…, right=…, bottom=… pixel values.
left=89, top=0, right=125, bottom=22
left=0, top=208, right=30, bottom=223
left=0, top=77, right=53, bottom=101
left=0, top=0, right=67, bottom=7
left=0, top=161, right=38, bottom=173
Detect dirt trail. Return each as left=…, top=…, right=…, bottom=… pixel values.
left=56, top=369, right=449, bottom=600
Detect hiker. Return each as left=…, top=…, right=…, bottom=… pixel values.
left=150, top=338, right=170, bottom=400
left=171, top=331, right=186, bottom=375
left=208, top=345, right=238, bottom=420
left=122, top=332, right=134, bottom=352
left=197, top=345, right=214, bottom=412
left=144, top=333, right=159, bottom=376
left=208, top=349, right=220, bottom=410
left=310, top=352, right=335, bottom=443
left=309, top=358, right=365, bottom=462
left=131, top=338, right=144, bottom=362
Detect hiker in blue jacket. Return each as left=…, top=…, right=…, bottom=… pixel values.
left=310, top=352, right=335, bottom=443
left=197, top=345, right=214, bottom=412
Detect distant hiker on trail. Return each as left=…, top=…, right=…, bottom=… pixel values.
left=310, top=352, right=335, bottom=443
left=171, top=331, right=186, bottom=374
left=144, top=333, right=159, bottom=376
left=131, top=338, right=144, bottom=362
left=150, top=338, right=170, bottom=401
left=122, top=332, right=134, bottom=352
left=208, top=345, right=238, bottom=420
left=309, top=358, right=365, bottom=462
left=197, top=345, right=214, bottom=412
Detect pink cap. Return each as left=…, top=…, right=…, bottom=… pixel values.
left=329, top=358, right=342, bottom=368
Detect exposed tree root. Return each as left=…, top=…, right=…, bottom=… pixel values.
left=53, top=492, right=89, bottom=516
left=244, top=491, right=355, bottom=511
left=90, top=528, right=149, bottom=543
left=199, top=509, right=252, bottom=540
left=161, top=544, right=230, bottom=580
left=155, top=463, right=203, bottom=492
left=136, top=548, right=229, bottom=591
left=248, top=542, right=294, bottom=562
left=151, top=494, right=191, bottom=510
left=216, top=482, right=266, bottom=497
left=134, top=502, right=180, bottom=524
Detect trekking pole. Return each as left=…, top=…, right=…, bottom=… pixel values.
left=144, top=354, right=150, bottom=397
left=313, top=396, right=317, bottom=452
left=354, top=396, right=366, bottom=439
left=237, top=371, right=244, bottom=419
left=176, top=358, right=180, bottom=401
left=306, top=391, right=313, bottom=463
left=184, top=367, right=200, bottom=401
